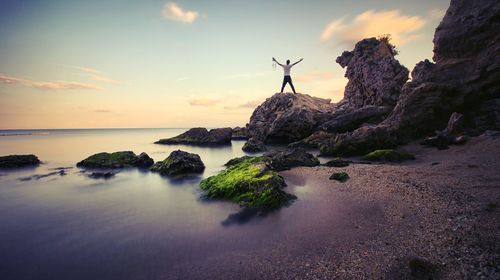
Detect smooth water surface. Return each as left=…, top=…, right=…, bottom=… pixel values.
left=0, top=129, right=346, bottom=280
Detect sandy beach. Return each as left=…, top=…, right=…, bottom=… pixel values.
left=278, top=134, right=500, bottom=279
left=159, top=134, right=499, bottom=280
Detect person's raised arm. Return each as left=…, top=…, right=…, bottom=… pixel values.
left=273, top=57, right=284, bottom=66
left=292, top=58, right=304, bottom=66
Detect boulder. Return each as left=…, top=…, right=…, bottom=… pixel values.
left=155, top=127, right=233, bottom=146
left=266, top=148, right=320, bottom=171
left=242, top=138, right=267, bottom=153
left=76, top=151, right=154, bottom=169
left=0, top=155, right=41, bottom=168
left=150, top=150, right=205, bottom=176
left=324, top=158, right=350, bottom=167
left=200, top=156, right=295, bottom=209
left=245, top=92, right=335, bottom=143
left=329, top=172, right=349, bottom=182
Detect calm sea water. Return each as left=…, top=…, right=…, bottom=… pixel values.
left=0, top=129, right=343, bottom=280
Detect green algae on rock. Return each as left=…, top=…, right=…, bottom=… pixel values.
left=77, top=151, right=153, bottom=169
left=150, top=150, right=205, bottom=176
left=363, top=149, right=415, bottom=162
left=329, top=172, right=350, bottom=182
left=200, top=156, right=295, bottom=209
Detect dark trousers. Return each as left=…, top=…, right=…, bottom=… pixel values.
left=281, top=75, right=296, bottom=93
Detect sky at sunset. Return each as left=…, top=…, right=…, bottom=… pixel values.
left=0, top=0, right=450, bottom=129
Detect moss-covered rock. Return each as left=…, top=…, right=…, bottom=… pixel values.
left=150, top=150, right=205, bottom=176
left=200, top=156, right=295, bottom=209
left=77, top=151, right=153, bottom=169
left=329, top=172, right=350, bottom=182
left=324, top=157, right=350, bottom=167
left=225, top=156, right=253, bottom=167
left=0, top=155, right=41, bottom=168
left=362, top=149, right=415, bottom=162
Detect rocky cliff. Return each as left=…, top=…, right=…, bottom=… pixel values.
left=321, top=0, right=500, bottom=155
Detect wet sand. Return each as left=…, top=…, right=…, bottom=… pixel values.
left=164, top=134, right=499, bottom=279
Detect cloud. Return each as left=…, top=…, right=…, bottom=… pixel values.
left=295, top=70, right=335, bottom=83
left=320, top=10, right=426, bottom=46
left=161, top=2, right=199, bottom=23
left=189, top=98, right=220, bottom=106
left=89, top=74, right=119, bottom=84
left=74, top=66, right=100, bottom=74
left=177, top=77, right=189, bottom=81
left=0, top=74, right=102, bottom=90
left=93, top=109, right=112, bottom=113
left=73, top=66, right=119, bottom=84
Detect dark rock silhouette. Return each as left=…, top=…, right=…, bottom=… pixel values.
left=242, top=138, right=267, bottom=153
left=77, top=151, right=154, bottom=169
left=0, top=155, right=41, bottom=168
left=150, top=150, right=205, bottom=176
left=155, top=127, right=233, bottom=146
left=265, top=148, right=320, bottom=171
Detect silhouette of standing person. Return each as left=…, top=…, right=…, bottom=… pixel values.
left=273, top=57, right=303, bottom=94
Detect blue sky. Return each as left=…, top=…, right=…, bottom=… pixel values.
left=0, top=0, right=449, bottom=129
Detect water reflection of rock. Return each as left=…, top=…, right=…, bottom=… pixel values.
left=18, top=169, right=68, bottom=181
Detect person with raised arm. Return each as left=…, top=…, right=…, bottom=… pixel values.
left=272, top=57, right=303, bottom=94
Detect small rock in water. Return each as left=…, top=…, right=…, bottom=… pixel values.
left=242, top=138, right=267, bottom=153
left=150, top=150, right=205, bottom=176
left=0, top=154, right=41, bottom=168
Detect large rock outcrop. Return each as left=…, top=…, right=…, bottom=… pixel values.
left=321, top=0, right=500, bottom=156
left=246, top=93, right=335, bottom=144
left=244, top=37, right=410, bottom=152
left=336, top=37, right=409, bottom=110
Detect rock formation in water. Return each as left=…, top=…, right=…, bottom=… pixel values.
left=150, top=150, right=205, bottom=176
left=0, top=155, right=41, bottom=168
left=320, top=0, right=500, bottom=155
left=200, top=156, right=295, bottom=210
left=77, top=151, right=154, bottom=169
left=155, top=127, right=233, bottom=146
